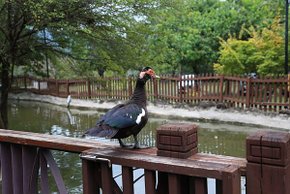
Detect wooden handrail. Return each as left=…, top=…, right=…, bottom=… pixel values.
left=0, top=128, right=246, bottom=174
left=0, top=129, right=246, bottom=194
left=7, top=128, right=290, bottom=194
left=0, top=129, right=117, bottom=152
left=81, top=148, right=241, bottom=179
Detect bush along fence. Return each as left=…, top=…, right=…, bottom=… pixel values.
left=10, top=75, right=290, bottom=112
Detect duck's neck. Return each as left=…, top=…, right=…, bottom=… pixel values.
left=130, top=79, right=147, bottom=107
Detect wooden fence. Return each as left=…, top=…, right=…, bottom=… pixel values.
left=10, top=75, right=290, bottom=112
left=1, top=123, right=290, bottom=194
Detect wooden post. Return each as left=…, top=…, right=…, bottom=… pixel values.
left=156, top=123, right=200, bottom=194
left=38, top=79, right=40, bottom=91
left=128, top=77, right=133, bottom=97
left=288, top=73, right=290, bottom=108
left=24, top=76, right=27, bottom=90
left=219, top=75, right=224, bottom=102
left=153, top=78, right=158, bottom=101
left=87, top=79, right=91, bottom=99
left=179, top=75, right=183, bottom=102
left=66, top=80, right=70, bottom=96
left=246, top=131, right=290, bottom=194
left=56, top=80, right=59, bottom=97
left=156, top=123, right=198, bottom=159
left=1, top=143, right=13, bottom=194
left=221, top=167, right=241, bottom=194
left=122, top=166, right=134, bottom=194
left=81, top=159, right=101, bottom=194
left=246, top=77, right=251, bottom=108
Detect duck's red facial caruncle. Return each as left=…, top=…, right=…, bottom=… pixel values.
left=139, top=67, right=159, bottom=79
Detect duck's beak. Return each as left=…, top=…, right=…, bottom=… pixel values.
left=146, top=69, right=160, bottom=79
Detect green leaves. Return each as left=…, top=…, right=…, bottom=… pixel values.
left=0, top=0, right=287, bottom=78
left=146, top=0, right=255, bottom=74
left=0, top=0, right=163, bottom=78
left=215, top=17, right=285, bottom=76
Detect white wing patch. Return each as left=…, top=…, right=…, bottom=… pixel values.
left=136, top=108, right=145, bottom=124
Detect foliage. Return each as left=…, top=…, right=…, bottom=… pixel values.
left=214, top=17, right=285, bottom=75
left=145, top=0, right=282, bottom=75
left=0, top=0, right=288, bottom=128
left=0, top=0, right=164, bottom=127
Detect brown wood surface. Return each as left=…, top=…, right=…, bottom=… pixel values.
left=0, top=129, right=252, bottom=194
left=82, top=148, right=241, bottom=180
left=0, top=129, right=247, bottom=175
left=122, top=166, right=134, bottom=194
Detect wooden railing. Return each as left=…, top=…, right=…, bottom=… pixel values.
left=10, top=75, right=290, bottom=112
left=0, top=124, right=289, bottom=194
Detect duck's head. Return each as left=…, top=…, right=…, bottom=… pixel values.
left=139, top=67, right=159, bottom=81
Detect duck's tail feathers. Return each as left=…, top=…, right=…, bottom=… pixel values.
left=82, top=125, right=118, bottom=138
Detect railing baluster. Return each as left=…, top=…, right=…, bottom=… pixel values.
left=11, top=144, right=23, bottom=194
left=168, top=173, right=181, bottom=194
left=0, top=146, right=1, bottom=182
left=192, top=177, right=208, bottom=194
left=216, top=179, right=222, bottom=194
left=157, top=172, right=168, bottom=194
left=145, top=169, right=156, bottom=194
left=40, top=154, right=50, bottom=194
left=82, top=159, right=101, bottom=194
left=122, top=166, right=134, bottom=194
left=22, top=145, right=38, bottom=194
left=222, top=168, right=241, bottom=194
left=1, top=143, right=13, bottom=194
left=100, top=161, right=113, bottom=194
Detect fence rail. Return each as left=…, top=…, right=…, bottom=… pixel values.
left=10, top=75, right=290, bottom=112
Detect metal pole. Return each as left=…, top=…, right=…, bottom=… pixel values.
left=285, top=0, right=289, bottom=74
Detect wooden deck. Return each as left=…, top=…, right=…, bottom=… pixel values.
left=0, top=126, right=288, bottom=194
left=0, top=128, right=246, bottom=173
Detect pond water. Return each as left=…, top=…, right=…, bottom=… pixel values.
left=6, top=100, right=287, bottom=193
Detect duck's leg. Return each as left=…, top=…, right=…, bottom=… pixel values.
left=133, top=135, right=148, bottom=149
left=118, top=138, right=134, bottom=148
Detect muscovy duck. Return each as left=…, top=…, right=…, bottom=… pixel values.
left=84, top=67, right=158, bottom=148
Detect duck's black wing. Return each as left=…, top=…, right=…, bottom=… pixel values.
left=104, top=103, right=145, bottom=128
left=84, top=103, right=145, bottom=138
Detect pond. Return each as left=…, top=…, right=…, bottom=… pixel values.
left=6, top=100, right=287, bottom=193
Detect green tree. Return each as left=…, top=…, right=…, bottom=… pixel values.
left=214, top=37, right=258, bottom=75
left=0, top=0, right=162, bottom=128
left=146, top=0, right=283, bottom=75
left=214, top=17, right=285, bottom=75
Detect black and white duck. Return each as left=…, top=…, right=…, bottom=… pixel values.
left=83, top=67, right=158, bottom=148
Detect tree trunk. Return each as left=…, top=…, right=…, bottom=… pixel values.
left=0, top=112, right=4, bottom=129
left=0, top=61, right=10, bottom=129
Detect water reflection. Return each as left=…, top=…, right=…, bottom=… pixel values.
left=7, top=100, right=285, bottom=193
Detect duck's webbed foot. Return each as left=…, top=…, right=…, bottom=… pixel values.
left=132, top=135, right=149, bottom=149
left=118, top=139, right=134, bottom=148
left=118, top=136, right=151, bottom=149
